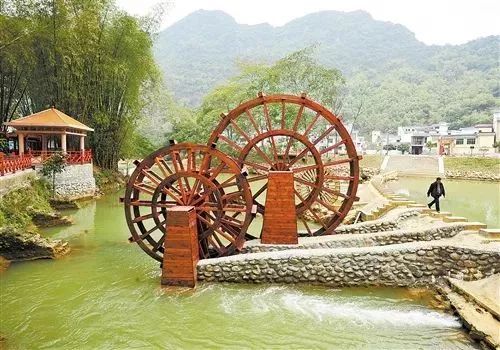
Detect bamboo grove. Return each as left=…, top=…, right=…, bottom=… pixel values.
left=0, top=0, right=160, bottom=169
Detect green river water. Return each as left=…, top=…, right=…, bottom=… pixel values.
left=387, top=177, right=500, bottom=227
left=0, top=191, right=479, bottom=349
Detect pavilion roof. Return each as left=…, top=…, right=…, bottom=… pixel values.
left=4, top=108, right=94, bottom=131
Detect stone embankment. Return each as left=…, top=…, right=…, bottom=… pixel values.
left=445, top=170, right=500, bottom=182
left=51, top=163, right=96, bottom=200
left=198, top=243, right=499, bottom=286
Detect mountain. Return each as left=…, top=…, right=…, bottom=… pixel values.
left=153, top=10, right=499, bottom=130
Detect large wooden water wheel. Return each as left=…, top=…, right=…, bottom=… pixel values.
left=208, top=93, right=360, bottom=236
left=123, top=143, right=254, bottom=261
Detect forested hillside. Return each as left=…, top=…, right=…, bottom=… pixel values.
left=154, top=10, right=499, bottom=132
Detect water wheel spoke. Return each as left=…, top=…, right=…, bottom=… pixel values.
left=207, top=162, right=226, bottom=181
left=325, top=175, right=355, bottom=181
left=152, top=234, right=166, bottom=252
left=252, top=183, right=268, bottom=200
left=155, top=157, right=173, bottom=177
left=232, top=120, right=274, bottom=165
left=324, top=158, right=354, bottom=168
left=219, top=134, right=244, bottom=152
left=300, top=217, right=313, bottom=236
left=246, top=174, right=268, bottom=183
left=280, top=100, right=286, bottom=129
left=139, top=222, right=165, bottom=240
left=241, top=159, right=269, bottom=172
left=214, top=227, right=236, bottom=244
left=312, top=125, right=336, bottom=147
left=133, top=212, right=155, bottom=223
left=316, top=198, right=342, bottom=216
left=133, top=182, right=156, bottom=195
left=141, top=169, right=162, bottom=185
left=283, top=104, right=305, bottom=160
left=245, top=108, right=261, bottom=135
left=294, top=188, right=327, bottom=229
left=292, top=163, right=319, bottom=174
left=161, top=186, right=183, bottom=204
left=319, top=139, right=346, bottom=155
left=303, top=111, right=321, bottom=138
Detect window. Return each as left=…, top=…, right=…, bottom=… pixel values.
left=456, top=139, right=464, bottom=145
left=467, top=138, right=476, bottom=145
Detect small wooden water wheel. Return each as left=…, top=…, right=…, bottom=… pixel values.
left=208, top=93, right=360, bottom=236
left=123, top=143, right=254, bottom=261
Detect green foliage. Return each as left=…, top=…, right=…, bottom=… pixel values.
left=155, top=10, right=499, bottom=133
left=396, top=143, right=410, bottom=154
left=169, top=49, right=344, bottom=143
left=0, top=179, right=52, bottom=229
left=40, top=153, right=65, bottom=177
left=1, top=0, right=162, bottom=169
left=444, top=157, right=500, bottom=175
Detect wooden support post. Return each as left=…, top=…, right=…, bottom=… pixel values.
left=261, top=171, right=298, bottom=244
left=161, top=206, right=199, bottom=288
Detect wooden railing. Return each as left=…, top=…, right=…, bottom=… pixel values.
left=29, top=150, right=93, bottom=165
left=0, top=153, right=33, bottom=176
left=0, top=150, right=92, bottom=176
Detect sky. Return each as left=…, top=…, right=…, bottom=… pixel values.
left=116, top=0, right=500, bottom=45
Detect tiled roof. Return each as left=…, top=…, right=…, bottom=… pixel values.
left=4, top=108, right=93, bottom=131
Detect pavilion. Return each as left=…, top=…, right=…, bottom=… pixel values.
left=3, top=107, right=93, bottom=155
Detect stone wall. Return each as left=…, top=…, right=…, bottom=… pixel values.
left=0, top=169, right=36, bottom=197
left=445, top=170, right=499, bottom=182
left=243, top=224, right=465, bottom=253
left=198, top=244, right=499, bottom=286
left=49, top=163, right=96, bottom=200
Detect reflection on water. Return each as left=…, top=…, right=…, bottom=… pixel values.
left=0, top=191, right=478, bottom=349
left=387, top=177, right=500, bottom=227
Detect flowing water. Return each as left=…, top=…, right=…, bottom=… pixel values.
left=387, top=177, right=500, bottom=227
left=0, top=192, right=478, bottom=349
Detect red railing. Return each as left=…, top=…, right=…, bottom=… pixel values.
left=0, top=153, right=33, bottom=176
left=29, top=150, right=93, bottom=165
left=0, top=150, right=92, bottom=176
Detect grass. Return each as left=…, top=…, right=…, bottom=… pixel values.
left=360, top=154, right=383, bottom=169
left=0, top=179, right=53, bottom=229
left=444, top=157, right=500, bottom=174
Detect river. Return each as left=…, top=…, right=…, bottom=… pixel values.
left=387, top=177, right=500, bottom=227
left=0, top=191, right=478, bottom=349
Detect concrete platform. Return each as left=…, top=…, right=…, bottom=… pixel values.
left=462, top=222, right=488, bottom=231
left=449, top=275, right=500, bottom=319
left=443, top=216, right=468, bottom=223
left=479, top=229, right=500, bottom=239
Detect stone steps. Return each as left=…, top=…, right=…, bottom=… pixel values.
left=443, top=216, right=468, bottom=223
left=479, top=228, right=500, bottom=239
left=462, top=222, right=488, bottom=231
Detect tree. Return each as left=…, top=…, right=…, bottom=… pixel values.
left=0, top=0, right=162, bottom=169
left=426, top=140, right=437, bottom=153
left=40, top=153, right=65, bottom=198
left=169, top=48, right=345, bottom=143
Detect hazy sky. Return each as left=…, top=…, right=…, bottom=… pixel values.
left=116, top=0, right=500, bottom=45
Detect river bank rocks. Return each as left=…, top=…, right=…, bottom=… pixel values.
left=31, top=211, right=73, bottom=227
left=445, top=170, right=500, bottom=182
left=0, top=227, right=70, bottom=262
left=198, top=244, right=500, bottom=286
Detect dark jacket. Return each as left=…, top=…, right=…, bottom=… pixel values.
left=427, top=181, right=445, bottom=198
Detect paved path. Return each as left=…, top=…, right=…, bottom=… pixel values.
left=383, top=155, right=442, bottom=176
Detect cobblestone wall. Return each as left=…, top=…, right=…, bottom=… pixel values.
left=198, top=245, right=499, bottom=286
left=50, top=164, right=96, bottom=200
left=243, top=224, right=465, bottom=253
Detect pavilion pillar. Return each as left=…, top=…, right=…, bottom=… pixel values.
left=61, top=133, right=67, bottom=154
left=42, top=134, right=47, bottom=152
left=79, top=135, right=85, bottom=151
left=18, top=133, right=25, bottom=155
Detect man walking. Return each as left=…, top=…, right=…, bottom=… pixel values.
left=427, top=177, right=446, bottom=212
